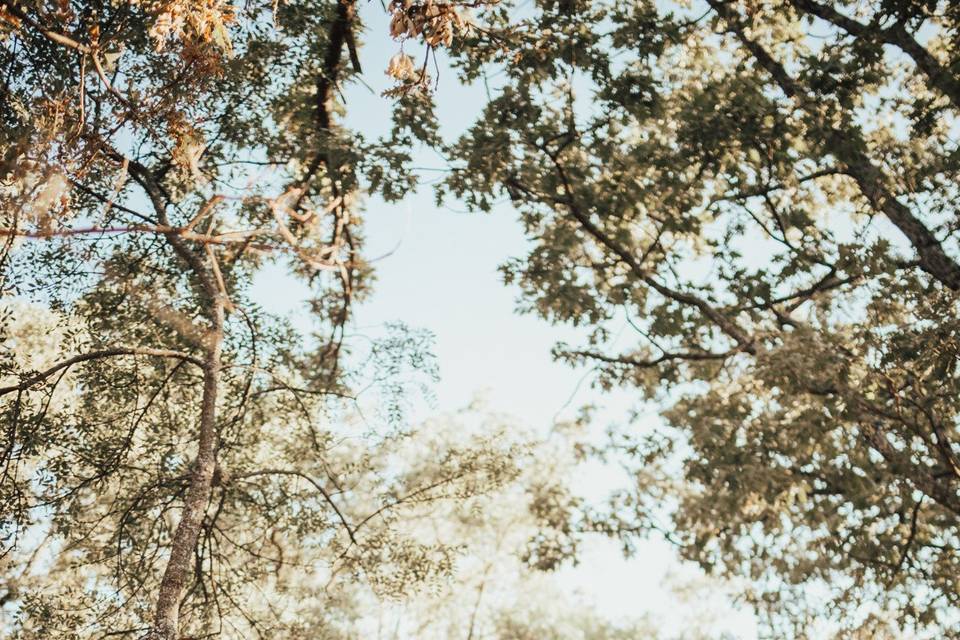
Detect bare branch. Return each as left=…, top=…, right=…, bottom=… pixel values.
left=237, top=469, right=357, bottom=545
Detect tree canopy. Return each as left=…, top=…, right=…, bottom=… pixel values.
left=3, top=0, right=960, bottom=638
left=441, top=0, right=960, bottom=636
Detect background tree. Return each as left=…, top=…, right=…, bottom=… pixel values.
left=442, top=0, right=960, bottom=636
left=1, top=316, right=669, bottom=640
left=275, top=405, right=741, bottom=640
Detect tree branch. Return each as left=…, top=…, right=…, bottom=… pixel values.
left=537, top=152, right=756, bottom=351
left=707, top=0, right=960, bottom=290
left=0, top=347, right=202, bottom=397
left=565, top=347, right=735, bottom=369
left=151, top=300, right=224, bottom=640
left=295, top=0, right=358, bottom=201
left=788, top=0, right=960, bottom=110
left=237, top=469, right=357, bottom=545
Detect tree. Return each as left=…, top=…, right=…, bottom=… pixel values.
left=441, top=0, right=960, bottom=636
left=0, top=1, right=504, bottom=638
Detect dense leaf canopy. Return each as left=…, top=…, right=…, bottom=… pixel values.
left=3, top=0, right=960, bottom=638
left=441, top=0, right=960, bottom=636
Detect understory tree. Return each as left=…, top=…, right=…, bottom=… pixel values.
left=443, top=0, right=960, bottom=636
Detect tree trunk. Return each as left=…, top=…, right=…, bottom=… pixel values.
left=150, top=300, right=224, bottom=640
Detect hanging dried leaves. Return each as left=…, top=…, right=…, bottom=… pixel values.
left=384, top=1, right=495, bottom=95
left=147, top=0, right=235, bottom=54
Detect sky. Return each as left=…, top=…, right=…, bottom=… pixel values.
left=252, top=5, right=759, bottom=636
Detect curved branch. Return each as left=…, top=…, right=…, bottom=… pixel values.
left=0, top=347, right=202, bottom=397
left=237, top=469, right=356, bottom=545
left=121, top=158, right=222, bottom=305
left=536, top=152, right=756, bottom=351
